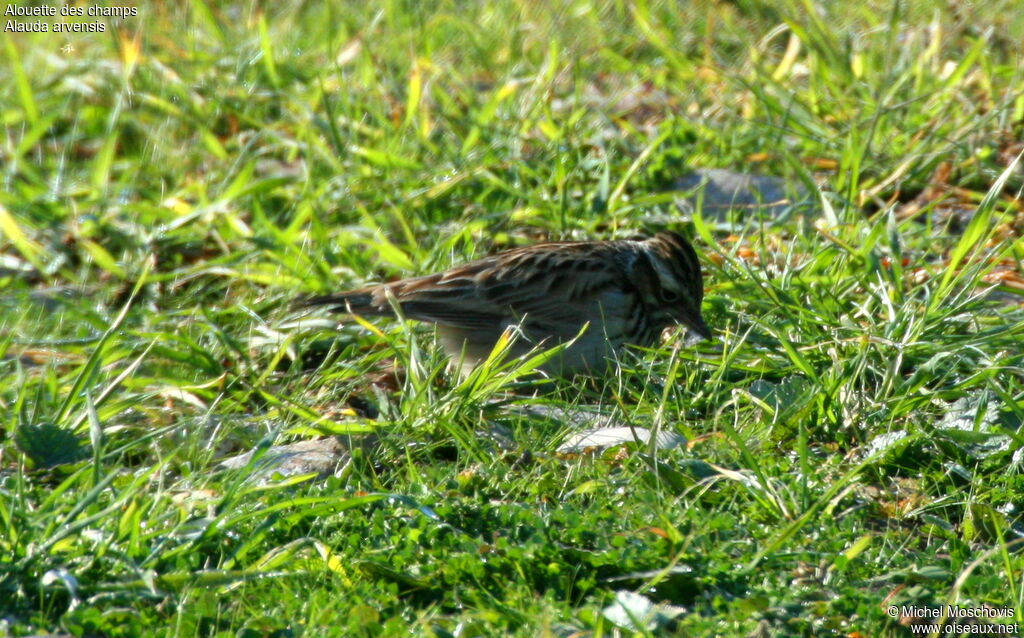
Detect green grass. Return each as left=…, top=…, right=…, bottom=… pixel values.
left=2, top=0, right=1024, bottom=635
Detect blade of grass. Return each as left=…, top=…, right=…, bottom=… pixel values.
left=56, top=258, right=153, bottom=425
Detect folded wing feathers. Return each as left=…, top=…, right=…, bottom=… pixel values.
left=303, top=241, right=628, bottom=330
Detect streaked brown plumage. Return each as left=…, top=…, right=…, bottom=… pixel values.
left=302, top=231, right=710, bottom=376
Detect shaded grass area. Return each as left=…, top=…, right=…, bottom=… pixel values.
left=2, top=0, right=1024, bottom=635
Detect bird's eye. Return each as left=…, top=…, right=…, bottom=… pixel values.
left=660, top=289, right=680, bottom=303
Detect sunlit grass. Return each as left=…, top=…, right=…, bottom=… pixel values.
left=2, top=0, right=1023, bottom=634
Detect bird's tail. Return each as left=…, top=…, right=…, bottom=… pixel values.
left=296, top=289, right=381, bottom=315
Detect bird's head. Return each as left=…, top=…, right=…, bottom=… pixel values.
left=640, top=231, right=711, bottom=343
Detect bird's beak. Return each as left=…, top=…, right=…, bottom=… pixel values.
left=680, top=315, right=712, bottom=345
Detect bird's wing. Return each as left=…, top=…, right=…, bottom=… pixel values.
left=389, top=243, right=628, bottom=336
left=298, top=277, right=505, bottom=328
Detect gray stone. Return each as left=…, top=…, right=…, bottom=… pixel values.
left=673, top=168, right=818, bottom=223
left=557, top=426, right=687, bottom=454
left=218, top=436, right=370, bottom=483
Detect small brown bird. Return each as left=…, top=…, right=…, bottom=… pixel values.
left=303, top=231, right=710, bottom=376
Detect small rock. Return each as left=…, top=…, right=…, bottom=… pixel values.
left=673, top=168, right=818, bottom=222
left=557, top=426, right=687, bottom=454
left=602, top=590, right=687, bottom=632
left=219, top=436, right=371, bottom=483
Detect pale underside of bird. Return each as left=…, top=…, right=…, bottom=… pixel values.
left=303, top=231, right=710, bottom=377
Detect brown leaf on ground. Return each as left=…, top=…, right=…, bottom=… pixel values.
left=981, top=260, right=1024, bottom=294
left=895, top=161, right=954, bottom=222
